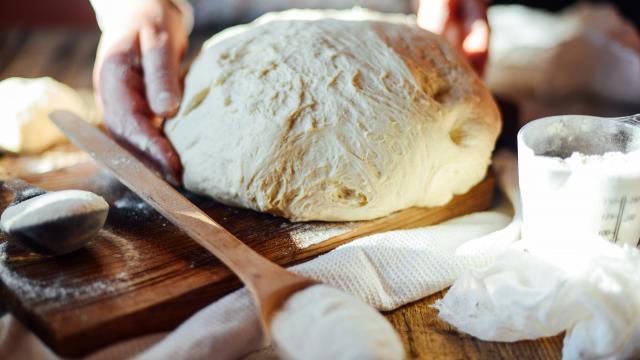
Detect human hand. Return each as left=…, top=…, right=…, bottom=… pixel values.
left=92, top=0, right=188, bottom=185
left=417, top=0, right=490, bottom=75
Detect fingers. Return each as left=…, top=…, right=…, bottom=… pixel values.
left=140, top=3, right=187, bottom=118
left=96, top=36, right=183, bottom=186
left=140, top=25, right=182, bottom=117
left=91, top=1, right=187, bottom=187
left=114, top=113, right=183, bottom=187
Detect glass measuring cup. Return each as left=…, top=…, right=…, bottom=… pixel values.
left=517, top=114, right=640, bottom=247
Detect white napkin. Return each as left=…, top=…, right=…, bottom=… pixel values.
left=436, top=165, right=640, bottom=359
left=436, top=235, right=640, bottom=360
left=0, top=151, right=520, bottom=359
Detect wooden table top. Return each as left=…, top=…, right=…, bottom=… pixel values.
left=0, top=28, right=562, bottom=359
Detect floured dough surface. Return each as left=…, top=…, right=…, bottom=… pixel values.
left=166, top=9, right=500, bottom=221
left=0, top=77, right=96, bottom=154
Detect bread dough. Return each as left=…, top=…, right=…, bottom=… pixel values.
left=0, top=77, right=95, bottom=154
left=166, top=9, right=501, bottom=221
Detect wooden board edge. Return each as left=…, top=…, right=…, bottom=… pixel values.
left=11, top=173, right=496, bottom=357
left=295, top=173, right=496, bottom=260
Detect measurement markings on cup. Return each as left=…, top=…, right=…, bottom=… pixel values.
left=613, top=196, right=627, bottom=243
left=600, top=196, right=640, bottom=244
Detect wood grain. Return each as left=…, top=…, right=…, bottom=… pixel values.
left=51, top=110, right=318, bottom=327
left=0, top=29, right=566, bottom=359
left=0, top=158, right=493, bottom=357
left=385, top=291, right=563, bottom=360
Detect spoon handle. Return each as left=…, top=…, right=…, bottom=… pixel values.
left=50, top=110, right=314, bottom=326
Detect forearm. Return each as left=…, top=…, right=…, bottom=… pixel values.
left=90, top=0, right=194, bottom=34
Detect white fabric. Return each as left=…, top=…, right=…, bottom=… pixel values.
left=271, top=284, right=404, bottom=360
left=436, top=232, right=640, bottom=360
left=436, top=153, right=640, bottom=359
left=486, top=4, right=640, bottom=122
left=487, top=4, right=640, bottom=104
left=0, top=152, right=521, bottom=359
left=90, top=0, right=194, bottom=34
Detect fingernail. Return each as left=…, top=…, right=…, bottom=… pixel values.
left=155, top=92, right=180, bottom=114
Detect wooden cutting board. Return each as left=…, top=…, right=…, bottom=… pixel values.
left=0, top=160, right=494, bottom=357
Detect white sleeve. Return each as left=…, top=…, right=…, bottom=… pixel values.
left=89, top=0, right=194, bottom=34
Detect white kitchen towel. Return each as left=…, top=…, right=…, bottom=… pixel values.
left=0, top=151, right=521, bottom=359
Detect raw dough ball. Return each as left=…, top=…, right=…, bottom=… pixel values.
left=166, top=9, right=501, bottom=221
left=0, top=77, right=95, bottom=154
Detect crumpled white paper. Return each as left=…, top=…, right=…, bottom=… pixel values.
left=435, top=208, right=640, bottom=359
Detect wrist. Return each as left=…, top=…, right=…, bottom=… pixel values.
left=90, top=0, right=193, bottom=34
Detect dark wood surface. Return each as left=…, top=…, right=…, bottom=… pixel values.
left=0, top=29, right=563, bottom=359
left=385, top=291, right=563, bottom=360
left=0, top=158, right=493, bottom=357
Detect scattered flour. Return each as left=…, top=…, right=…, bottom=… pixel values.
left=113, top=192, right=152, bottom=212
left=550, top=150, right=640, bottom=172
left=0, top=229, right=141, bottom=306
left=0, top=242, right=113, bottom=304
left=110, top=157, right=131, bottom=165
left=289, top=222, right=356, bottom=249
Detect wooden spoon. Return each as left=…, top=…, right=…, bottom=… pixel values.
left=0, top=168, right=109, bottom=255
left=49, top=111, right=317, bottom=329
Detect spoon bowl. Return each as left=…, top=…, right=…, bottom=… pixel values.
left=0, top=174, right=109, bottom=255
